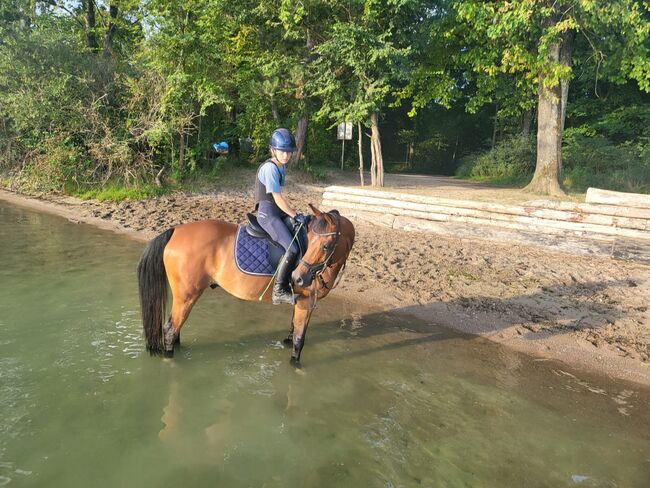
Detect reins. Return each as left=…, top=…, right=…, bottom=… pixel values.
left=258, top=221, right=305, bottom=301
left=298, top=213, right=341, bottom=286
left=258, top=212, right=345, bottom=306
left=302, top=213, right=344, bottom=310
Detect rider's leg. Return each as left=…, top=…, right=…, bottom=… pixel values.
left=257, top=202, right=300, bottom=305
left=272, top=248, right=298, bottom=304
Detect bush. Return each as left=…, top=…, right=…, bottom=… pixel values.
left=456, top=135, right=536, bottom=182
left=20, top=135, right=90, bottom=193
left=562, top=131, right=650, bottom=193
left=303, top=163, right=328, bottom=182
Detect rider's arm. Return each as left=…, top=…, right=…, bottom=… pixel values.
left=272, top=192, right=296, bottom=218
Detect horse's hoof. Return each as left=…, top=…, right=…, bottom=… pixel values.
left=290, top=357, right=301, bottom=369
left=163, top=349, right=174, bottom=358
left=282, top=337, right=293, bottom=347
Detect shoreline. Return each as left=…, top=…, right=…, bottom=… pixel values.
left=2, top=187, right=649, bottom=387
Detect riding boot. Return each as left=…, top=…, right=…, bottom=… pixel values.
left=272, top=250, right=298, bottom=305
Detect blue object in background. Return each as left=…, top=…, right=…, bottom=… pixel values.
left=213, top=141, right=229, bottom=154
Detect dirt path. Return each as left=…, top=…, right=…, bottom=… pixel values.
left=2, top=171, right=648, bottom=385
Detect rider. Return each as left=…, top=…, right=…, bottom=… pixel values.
left=255, top=128, right=308, bottom=305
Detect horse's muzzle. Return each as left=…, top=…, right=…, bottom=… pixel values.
left=292, top=269, right=313, bottom=288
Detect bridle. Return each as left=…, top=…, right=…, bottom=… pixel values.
left=298, top=212, right=342, bottom=290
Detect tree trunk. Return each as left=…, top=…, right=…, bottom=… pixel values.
left=491, top=104, right=498, bottom=149
left=103, top=4, right=118, bottom=57
left=525, top=43, right=565, bottom=196
left=271, top=100, right=280, bottom=123
left=370, top=112, right=384, bottom=188
left=179, top=132, right=186, bottom=172
left=358, top=122, right=364, bottom=186
left=521, top=109, right=533, bottom=137
left=369, top=129, right=376, bottom=188
left=293, top=114, right=308, bottom=167
left=559, top=31, right=575, bottom=135
left=558, top=29, right=575, bottom=177
left=452, top=136, right=459, bottom=164
left=84, top=0, right=98, bottom=50
left=291, top=30, right=315, bottom=168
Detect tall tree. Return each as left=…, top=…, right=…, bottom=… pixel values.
left=83, top=0, right=98, bottom=50
left=453, top=0, right=650, bottom=195
left=311, top=0, right=413, bottom=187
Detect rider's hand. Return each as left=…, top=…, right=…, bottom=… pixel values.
left=294, top=213, right=308, bottom=226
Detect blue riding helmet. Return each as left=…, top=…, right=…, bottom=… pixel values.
left=270, top=128, right=297, bottom=152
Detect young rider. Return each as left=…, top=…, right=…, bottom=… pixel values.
left=255, top=128, right=308, bottom=305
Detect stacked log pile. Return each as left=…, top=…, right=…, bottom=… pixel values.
left=321, top=186, right=650, bottom=263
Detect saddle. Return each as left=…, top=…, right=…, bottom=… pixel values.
left=244, top=213, right=277, bottom=239
left=233, top=213, right=309, bottom=276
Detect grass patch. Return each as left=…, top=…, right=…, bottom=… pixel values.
left=454, top=173, right=532, bottom=187
left=73, top=184, right=168, bottom=201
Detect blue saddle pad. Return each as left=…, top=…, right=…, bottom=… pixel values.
left=234, top=224, right=308, bottom=276
left=234, top=226, right=282, bottom=276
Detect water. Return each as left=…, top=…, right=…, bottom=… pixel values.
left=1, top=201, right=649, bottom=487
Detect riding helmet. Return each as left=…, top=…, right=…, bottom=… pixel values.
left=270, top=128, right=297, bottom=152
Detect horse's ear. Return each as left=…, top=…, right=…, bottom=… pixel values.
left=308, top=203, right=323, bottom=217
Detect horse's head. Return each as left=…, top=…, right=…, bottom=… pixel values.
left=292, top=204, right=352, bottom=289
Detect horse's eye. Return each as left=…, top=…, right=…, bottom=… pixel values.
left=323, top=244, right=332, bottom=252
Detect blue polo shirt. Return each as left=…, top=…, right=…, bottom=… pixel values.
left=258, top=161, right=285, bottom=193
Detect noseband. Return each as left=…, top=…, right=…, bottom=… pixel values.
left=298, top=212, right=341, bottom=288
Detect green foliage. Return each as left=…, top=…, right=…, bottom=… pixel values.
left=456, top=135, right=536, bottom=182
left=75, top=184, right=169, bottom=201
left=0, top=0, right=648, bottom=197
left=20, top=135, right=91, bottom=193
left=310, top=0, right=414, bottom=125
left=302, top=163, right=328, bottom=182
left=304, top=120, right=340, bottom=165
left=457, top=131, right=649, bottom=193
left=563, top=132, right=650, bottom=193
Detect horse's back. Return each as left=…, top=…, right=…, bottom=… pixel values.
left=164, top=219, right=237, bottom=281
left=169, top=219, right=237, bottom=247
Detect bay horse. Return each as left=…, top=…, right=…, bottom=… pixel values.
left=137, top=204, right=355, bottom=364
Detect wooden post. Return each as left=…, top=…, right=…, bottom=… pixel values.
left=357, top=122, right=364, bottom=186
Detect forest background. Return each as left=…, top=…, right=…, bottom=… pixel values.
left=1, top=0, right=648, bottom=199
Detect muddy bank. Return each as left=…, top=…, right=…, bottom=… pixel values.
left=2, top=179, right=649, bottom=385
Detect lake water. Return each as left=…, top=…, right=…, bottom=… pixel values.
left=1, top=201, right=649, bottom=487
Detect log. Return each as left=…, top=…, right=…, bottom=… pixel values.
left=323, top=192, right=649, bottom=233
left=391, top=216, right=650, bottom=264
left=523, top=199, right=650, bottom=220
left=325, top=186, right=650, bottom=227
left=332, top=206, right=650, bottom=263
left=322, top=198, right=650, bottom=240
left=586, top=188, right=650, bottom=209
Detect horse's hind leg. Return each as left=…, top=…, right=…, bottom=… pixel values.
left=163, top=287, right=204, bottom=357
left=163, top=321, right=181, bottom=349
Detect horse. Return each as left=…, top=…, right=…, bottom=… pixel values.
left=137, top=204, right=355, bottom=364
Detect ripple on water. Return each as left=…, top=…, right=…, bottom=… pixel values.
left=222, top=355, right=282, bottom=397
left=554, top=369, right=638, bottom=417
left=0, top=461, right=33, bottom=487
left=83, top=310, right=144, bottom=382
left=363, top=407, right=408, bottom=465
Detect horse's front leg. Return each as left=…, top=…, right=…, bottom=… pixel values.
left=283, top=307, right=296, bottom=347
left=289, top=300, right=314, bottom=365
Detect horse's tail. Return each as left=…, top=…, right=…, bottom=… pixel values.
left=137, top=228, right=175, bottom=355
